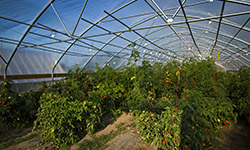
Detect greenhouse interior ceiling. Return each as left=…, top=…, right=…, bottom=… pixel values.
left=0, top=0, right=250, bottom=82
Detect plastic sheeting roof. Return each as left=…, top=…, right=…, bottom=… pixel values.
left=0, top=0, right=250, bottom=80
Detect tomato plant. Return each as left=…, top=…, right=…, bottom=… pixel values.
left=0, top=80, right=41, bottom=128
left=225, top=66, right=250, bottom=123
left=133, top=103, right=182, bottom=150
left=5, top=55, right=244, bottom=149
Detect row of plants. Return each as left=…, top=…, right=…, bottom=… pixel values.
left=0, top=56, right=249, bottom=149
left=0, top=81, right=46, bottom=128
left=131, top=58, right=238, bottom=150
left=33, top=57, right=248, bottom=149
left=222, top=66, right=250, bottom=122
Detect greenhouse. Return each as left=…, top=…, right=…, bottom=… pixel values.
left=0, top=0, right=250, bottom=149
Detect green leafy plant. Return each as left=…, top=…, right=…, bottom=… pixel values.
left=133, top=104, right=182, bottom=150
left=180, top=89, right=236, bottom=150
left=31, top=57, right=243, bottom=149
left=78, top=122, right=125, bottom=150
left=34, top=88, right=104, bottom=147
left=225, top=66, right=250, bottom=122
left=0, top=80, right=41, bottom=128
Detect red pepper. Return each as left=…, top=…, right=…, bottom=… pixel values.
left=85, top=80, right=89, bottom=84
left=206, top=128, right=209, bottom=131
left=8, top=106, right=11, bottom=110
left=168, top=78, right=171, bottom=83
left=2, top=102, right=5, bottom=105
left=104, top=96, right=107, bottom=99
left=162, top=140, right=166, bottom=144
left=224, top=123, right=227, bottom=126
left=226, top=120, right=230, bottom=124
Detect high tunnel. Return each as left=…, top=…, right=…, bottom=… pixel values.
left=0, top=0, right=249, bottom=83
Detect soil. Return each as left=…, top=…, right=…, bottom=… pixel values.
left=70, top=112, right=157, bottom=150
left=102, top=129, right=157, bottom=150
left=5, top=136, right=40, bottom=150
left=217, top=117, right=250, bottom=150
left=0, top=127, right=33, bottom=143
left=70, top=112, right=135, bottom=150
left=1, top=115, right=250, bottom=150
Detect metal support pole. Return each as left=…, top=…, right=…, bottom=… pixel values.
left=28, top=31, right=91, bottom=50
left=37, top=23, right=68, bottom=37
left=136, top=16, right=158, bottom=50
left=116, top=27, right=177, bottom=68
left=21, top=30, right=131, bottom=53
left=222, top=0, right=250, bottom=6
left=171, top=24, right=250, bottom=63
left=81, top=17, right=177, bottom=57
left=106, top=17, right=158, bottom=68
left=4, top=10, right=249, bottom=51
left=82, top=33, right=123, bottom=69
left=116, top=35, right=180, bottom=69
left=188, top=21, right=212, bottom=52
left=177, top=0, right=202, bottom=55
left=220, top=17, right=250, bottom=61
left=82, top=20, right=192, bottom=61
left=146, top=0, right=190, bottom=50
left=0, top=15, right=55, bottom=32
left=72, top=0, right=88, bottom=36
left=0, top=55, right=7, bottom=64
left=172, top=0, right=187, bottom=19
left=0, top=36, right=100, bottom=57
left=161, top=31, right=250, bottom=67
left=0, top=37, right=7, bottom=64
left=125, top=10, right=250, bottom=33
left=80, top=18, right=154, bottom=53
left=103, top=0, right=209, bottom=23
left=173, top=24, right=250, bottom=47
left=197, top=38, right=250, bottom=67
left=51, top=3, right=71, bottom=37
left=104, top=10, right=178, bottom=57
left=51, top=0, right=137, bottom=81
left=210, top=0, right=226, bottom=55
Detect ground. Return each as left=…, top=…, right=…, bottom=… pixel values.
left=218, top=117, right=250, bottom=150
left=1, top=114, right=250, bottom=150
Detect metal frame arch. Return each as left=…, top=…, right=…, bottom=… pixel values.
left=3, top=0, right=55, bottom=79
left=51, top=0, right=137, bottom=81
left=7, top=10, right=249, bottom=53
left=191, top=37, right=250, bottom=67
left=171, top=25, right=250, bottom=58
left=155, top=32, right=250, bottom=67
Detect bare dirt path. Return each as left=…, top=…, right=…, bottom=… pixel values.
left=70, top=112, right=157, bottom=150
left=102, top=128, right=157, bottom=150
left=218, top=118, right=250, bottom=150
left=2, top=115, right=250, bottom=150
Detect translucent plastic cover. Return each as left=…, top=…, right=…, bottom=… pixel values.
left=0, top=0, right=249, bottom=82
